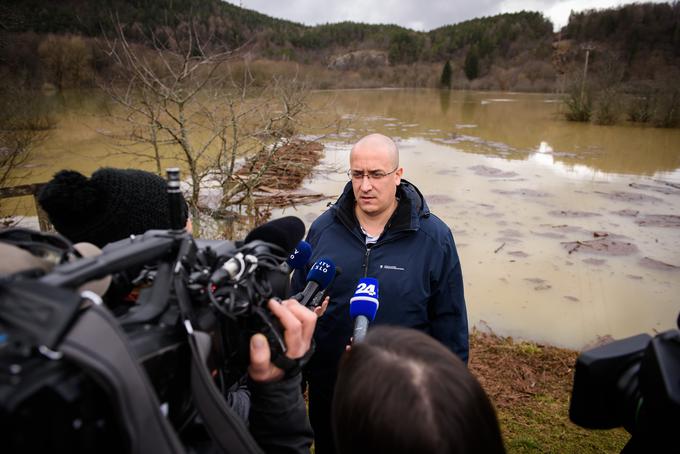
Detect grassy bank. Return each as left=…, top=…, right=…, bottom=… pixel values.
left=469, top=331, right=629, bottom=453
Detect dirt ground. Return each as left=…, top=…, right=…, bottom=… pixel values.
left=469, top=331, right=629, bottom=453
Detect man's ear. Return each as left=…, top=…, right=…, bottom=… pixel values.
left=395, top=167, right=403, bottom=185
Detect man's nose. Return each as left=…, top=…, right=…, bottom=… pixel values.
left=360, top=175, right=373, bottom=191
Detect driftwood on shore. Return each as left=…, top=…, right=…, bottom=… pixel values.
left=236, top=140, right=329, bottom=208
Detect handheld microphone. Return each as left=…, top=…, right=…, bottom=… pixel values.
left=350, top=278, right=379, bottom=343
left=284, top=240, right=312, bottom=273
left=308, top=265, right=342, bottom=308
left=292, top=258, right=336, bottom=308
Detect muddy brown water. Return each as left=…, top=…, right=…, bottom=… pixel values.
left=6, top=88, right=680, bottom=350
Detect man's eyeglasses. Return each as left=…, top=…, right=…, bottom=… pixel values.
left=347, top=167, right=399, bottom=180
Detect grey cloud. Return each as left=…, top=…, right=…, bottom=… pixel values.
left=236, top=1, right=663, bottom=32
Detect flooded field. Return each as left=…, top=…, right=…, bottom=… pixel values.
left=273, top=89, right=680, bottom=349
left=6, top=88, right=680, bottom=349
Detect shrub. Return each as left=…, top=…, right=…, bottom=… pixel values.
left=592, top=87, right=622, bottom=125
left=653, top=88, right=680, bottom=128
left=627, top=93, right=655, bottom=123
left=563, top=84, right=592, bottom=122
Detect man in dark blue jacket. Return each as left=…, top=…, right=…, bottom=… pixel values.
left=292, top=133, right=468, bottom=454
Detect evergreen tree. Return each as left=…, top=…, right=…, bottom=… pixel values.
left=464, top=46, right=479, bottom=81
left=440, top=60, right=452, bottom=89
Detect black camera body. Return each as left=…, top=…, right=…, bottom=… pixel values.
left=0, top=168, right=309, bottom=453
left=1, top=220, right=298, bottom=453
left=569, top=322, right=680, bottom=453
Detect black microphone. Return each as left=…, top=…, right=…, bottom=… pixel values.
left=244, top=216, right=305, bottom=254
left=292, top=258, right=336, bottom=308
left=350, top=278, right=379, bottom=343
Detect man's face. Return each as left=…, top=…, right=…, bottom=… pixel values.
left=349, top=144, right=402, bottom=217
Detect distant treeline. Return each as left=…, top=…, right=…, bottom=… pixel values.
left=0, top=0, right=678, bottom=93
left=565, top=3, right=680, bottom=59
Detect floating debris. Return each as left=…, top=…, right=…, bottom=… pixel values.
left=542, top=224, right=589, bottom=234
left=499, top=229, right=523, bottom=238
left=493, top=188, right=551, bottom=198
left=639, top=257, right=680, bottom=271
left=612, top=209, right=640, bottom=217
left=237, top=140, right=328, bottom=208
left=425, top=194, right=456, bottom=204
left=629, top=183, right=680, bottom=196
left=524, top=277, right=551, bottom=291
left=530, top=230, right=566, bottom=239
left=582, top=258, right=607, bottom=266
left=469, top=165, right=519, bottom=178
left=595, top=190, right=663, bottom=204
left=548, top=210, right=601, bottom=218
left=635, top=214, right=680, bottom=228
left=508, top=250, right=529, bottom=258
left=561, top=238, right=638, bottom=256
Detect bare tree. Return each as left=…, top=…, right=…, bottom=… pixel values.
left=100, top=18, right=319, bottom=236
left=0, top=85, right=54, bottom=225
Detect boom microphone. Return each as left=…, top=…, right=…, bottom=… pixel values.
left=292, top=258, right=336, bottom=308
left=244, top=216, right=305, bottom=254
left=211, top=216, right=305, bottom=284
left=350, top=278, right=379, bottom=343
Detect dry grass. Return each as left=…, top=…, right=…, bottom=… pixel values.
left=469, top=331, right=629, bottom=453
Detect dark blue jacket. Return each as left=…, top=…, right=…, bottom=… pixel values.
left=292, top=179, right=468, bottom=375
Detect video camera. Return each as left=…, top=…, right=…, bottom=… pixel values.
left=0, top=169, right=309, bottom=453
left=569, top=314, right=680, bottom=453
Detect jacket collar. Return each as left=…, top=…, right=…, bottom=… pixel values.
left=332, top=179, right=429, bottom=234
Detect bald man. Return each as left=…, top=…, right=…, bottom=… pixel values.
left=292, top=133, right=468, bottom=454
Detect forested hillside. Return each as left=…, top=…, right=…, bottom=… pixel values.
left=0, top=0, right=678, bottom=92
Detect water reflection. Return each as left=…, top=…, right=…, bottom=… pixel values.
left=529, top=141, right=615, bottom=181
left=311, top=89, right=680, bottom=177
left=273, top=137, right=680, bottom=349
left=438, top=90, right=450, bottom=115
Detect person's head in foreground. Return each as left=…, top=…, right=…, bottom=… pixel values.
left=38, top=167, right=188, bottom=248
left=332, top=326, right=505, bottom=454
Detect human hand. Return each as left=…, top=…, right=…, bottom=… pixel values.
left=248, top=298, right=317, bottom=383
left=313, top=296, right=330, bottom=317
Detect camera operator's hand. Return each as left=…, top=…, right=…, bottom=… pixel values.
left=248, top=298, right=317, bottom=383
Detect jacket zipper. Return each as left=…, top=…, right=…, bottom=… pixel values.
left=360, top=227, right=416, bottom=278
left=362, top=247, right=371, bottom=278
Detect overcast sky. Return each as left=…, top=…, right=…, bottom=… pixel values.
left=233, top=0, right=669, bottom=31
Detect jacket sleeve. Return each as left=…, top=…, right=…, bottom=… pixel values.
left=428, top=231, right=469, bottom=363
left=248, top=373, right=313, bottom=454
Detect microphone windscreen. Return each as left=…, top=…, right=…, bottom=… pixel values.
left=350, top=277, right=379, bottom=321
left=244, top=216, right=305, bottom=254
left=287, top=240, right=312, bottom=269
left=306, top=258, right=336, bottom=289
